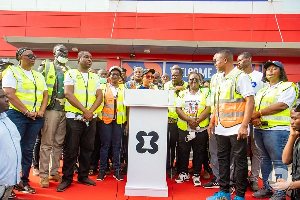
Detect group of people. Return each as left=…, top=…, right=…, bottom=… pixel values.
left=0, top=46, right=300, bottom=200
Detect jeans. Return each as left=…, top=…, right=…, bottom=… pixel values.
left=254, top=129, right=289, bottom=196
left=178, top=129, right=208, bottom=175
left=216, top=134, right=248, bottom=197
left=6, top=109, right=44, bottom=186
left=166, top=122, right=179, bottom=170
left=32, top=131, right=41, bottom=169
left=100, top=121, right=123, bottom=171
left=62, top=118, right=96, bottom=182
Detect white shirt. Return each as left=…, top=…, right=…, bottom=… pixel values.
left=64, top=71, right=101, bottom=118
left=176, top=89, right=211, bottom=132
left=0, top=113, right=21, bottom=186
left=248, top=70, right=268, bottom=95
left=255, top=81, right=297, bottom=131
left=215, top=70, right=254, bottom=136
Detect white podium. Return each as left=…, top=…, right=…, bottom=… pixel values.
left=124, top=89, right=174, bottom=197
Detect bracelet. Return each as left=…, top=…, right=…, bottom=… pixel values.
left=259, top=110, right=263, bottom=116
left=287, top=182, right=294, bottom=191
left=24, top=110, right=29, bottom=116
left=27, top=111, right=31, bottom=117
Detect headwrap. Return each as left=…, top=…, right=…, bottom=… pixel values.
left=16, top=47, right=30, bottom=61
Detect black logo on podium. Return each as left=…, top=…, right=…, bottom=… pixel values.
left=136, top=131, right=159, bottom=154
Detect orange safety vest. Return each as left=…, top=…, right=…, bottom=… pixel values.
left=213, top=68, right=246, bottom=128
left=102, top=84, right=126, bottom=124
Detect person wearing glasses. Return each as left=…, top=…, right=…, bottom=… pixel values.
left=175, top=71, right=210, bottom=187
left=251, top=61, right=298, bottom=200
left=125, top=66, right=143, bottom=89
left=137, top=68, right=156, bottom=89
left=207, top=50, right=254, bottom=200
left=37, top=44, right=71, bottom=188
left=2, top=47, right=48, bottom=194
left=270, top=104, right=300, bottom=200
left=164, top=65, right=188, bottom=179
left=97, top=66, right=127, bottom=182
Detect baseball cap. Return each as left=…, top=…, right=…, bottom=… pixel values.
left=141, top=68, right=155, bottom=77
left=109, top=66, right=122, bottom=74
left=0, top=58, right=13, bottom=65
left=264, top=61, right=284, bottom=69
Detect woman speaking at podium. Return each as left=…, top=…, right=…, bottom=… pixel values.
left=175, top=71, right=211, bottom=187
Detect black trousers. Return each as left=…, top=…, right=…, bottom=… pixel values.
left=89, top=121, right=101, bottom=170
left=178, top=129, right=208, bottom=175
left=216, top=134, right=248, bottom=197
left=166, top=123, right=179, bottom=170
left=62, top=118, right=96, bottom=182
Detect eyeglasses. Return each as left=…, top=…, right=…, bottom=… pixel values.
left=145, top=75, right=155, bottom=79
left=189, top=78, right=200, bottom=82
left=110, top=73, right=120, bottom=77
left=23, top=54, right=37, bottom=59
left=294, top=104, right=300, bottom=112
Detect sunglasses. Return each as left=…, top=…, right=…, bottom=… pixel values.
left=189, top=78, right=200, bottom=82
left=145, top=75, right=155, bottom=79
left=23, top=54, right=37, bottom=59
left=294, top=104, right=300, bottom=112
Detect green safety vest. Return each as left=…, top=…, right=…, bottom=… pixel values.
left=177, top=88, right=210, bottom=131
left=97, top=83, right=127, bottom=124
left=255, top=81, right=298, bottom=129
left=43, top=60, right=70, bottom=105
left=9, top=66, right=45, bottom=112
left=64, top=69, right=98, bottom=114
left=164, top=81, right=188, bottom=119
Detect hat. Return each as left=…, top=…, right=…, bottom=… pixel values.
left=0, top=58, right=13, bottom=65
left=109, top=66, right=122, bottom=74
left=141, top=68, right=155, bottom=77
left=264, top=61, right=284, bottom=69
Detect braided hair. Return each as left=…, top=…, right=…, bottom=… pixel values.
left=16, top=47, right=30, bottom=61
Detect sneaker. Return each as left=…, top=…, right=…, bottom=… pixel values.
left=113, top=170, right=124, bottom=181
left=175, top=172, right=190, bottom=183
left=203, top=170, right=211, bottom=180
left=229, top=186, right=236, bottom=195
left=269, top=193, right=286, bottom=200
left=97, top=170, right=106, bottom=181
left=206, top=191, right=231, bottom=200
left=250, top=181, right=259, bottom=192
left=9, top=190, right=16, bottom=199
left=203, top=176, right=220, bottom=188
left=77, top=177, right=96, bottom=186
left=167, top=169, right=176, bottom=179
left=192, top=174, right=201, bottom=187
left=39, top=177, right=49, bottom=188
left=253, top=187, right=273, bottom=198
left=233, top=195, right=245, bottom=200
left=49, top=174, right=62, bottom=182
left=32, top=168, right=39, bottom=176
left=23, top=185, right=35, bottom=194
left=56, top=180, right=72, bottom=192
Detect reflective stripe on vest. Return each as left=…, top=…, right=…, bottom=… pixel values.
left=255, top=82, right=298, bottom=129
left=9, top=66, right=45, bottom=112
left=64, top=69, right=98, bottom=114
left=101, top=83, right=126, bottom=124
left=214, top=68, right=246, bottom=128
left=177, top=88, right=210, bottom=131
left=164, top=81, right=188, bottom=119
left=44, top=60, right=70, bottom=105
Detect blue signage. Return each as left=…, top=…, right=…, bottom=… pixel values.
left=165, top=62, right=217, bottom=82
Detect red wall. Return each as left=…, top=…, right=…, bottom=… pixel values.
left=0, top=11, right=299, bottom=82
